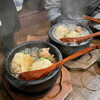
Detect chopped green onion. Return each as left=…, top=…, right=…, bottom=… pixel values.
left=65, top=32, right=69, bottom=36
left=40, top=57, right=44, bottom=60
left=24, top=52, right=27, bottom=54
left=29, top=66, right=33, bottom=70
left=47, top=56, right=50, bottom=60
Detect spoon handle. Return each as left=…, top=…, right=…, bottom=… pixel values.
left=61, top=32, right=100, bottom=43
left=54, top=44, right=100, bottom=67
left=19, top=44, right=100, bottom=81
left=83, top=15, right=100, bottom=23
left=76, top=31, right=100, bottom=43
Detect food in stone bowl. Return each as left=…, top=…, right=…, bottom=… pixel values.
left=49, top=22, right=92, bottom=57
left=2, top=41, right=62, bottom=94
left=11, top=48, right=56, bottom=77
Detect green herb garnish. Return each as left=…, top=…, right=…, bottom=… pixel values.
left=65, top=32, right=69, bottom=37
left=40, top=57, right=44, bottom=60
left=47, top=56, right=50, bottom=60
left=29, top=66, right=33, bottom=70
left=24, top=52, right=27, bottom=54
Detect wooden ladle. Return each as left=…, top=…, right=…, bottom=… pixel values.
left=83, top=15, right=100, bottom=23
left=19, top=44, right=100, bottom=81
left=60, top=31, right=100, bottom=43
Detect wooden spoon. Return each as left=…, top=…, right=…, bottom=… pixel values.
left=18, top=44, right=100, bottom=81
left=83, top=15, right=100, bottom=23
left=60, top=31, right=100, bottom=43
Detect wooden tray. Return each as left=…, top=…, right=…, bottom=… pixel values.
left=2, top=66, right=72, bottom=100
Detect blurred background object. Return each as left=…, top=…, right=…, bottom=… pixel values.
left=13, top=0, right=24, bottom=11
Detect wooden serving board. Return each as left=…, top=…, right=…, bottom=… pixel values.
left=2, top=66, right=72, bottom=100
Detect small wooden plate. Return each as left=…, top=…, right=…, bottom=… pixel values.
left=2, top=66, right=72, bottom=100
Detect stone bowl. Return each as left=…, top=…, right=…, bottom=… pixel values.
left=48, top=22, right=92, bottom=58
left=2, top=41, right=62, bottom=94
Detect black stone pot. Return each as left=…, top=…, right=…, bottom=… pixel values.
left=88, top=19, right=100, bottom=38
left=49, top=22, right=92, bottom=58
left=2, top=41, right=62, bottom=94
